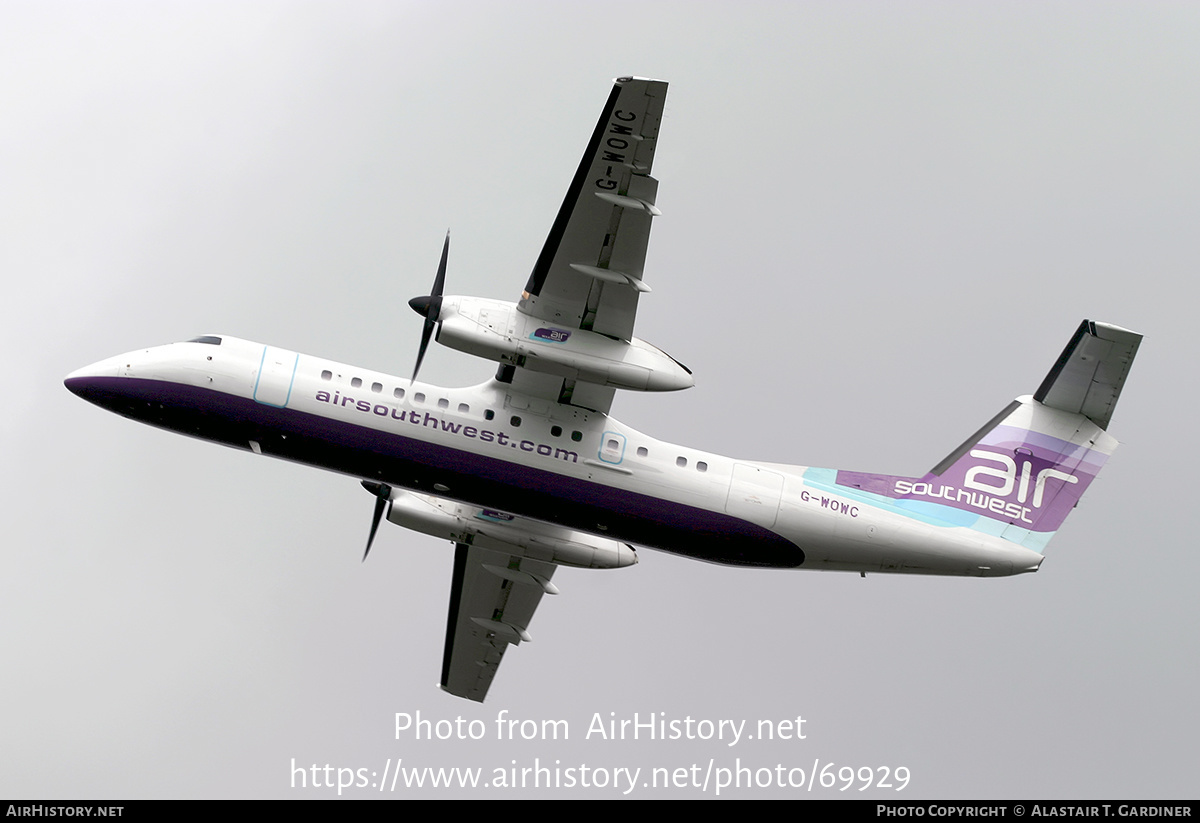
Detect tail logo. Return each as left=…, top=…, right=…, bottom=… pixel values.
left=892, top=448, right=1081, bottom=526
left=860, top=320, right=1136, bottom=546
left=964, top=449, right=1079, bottom=508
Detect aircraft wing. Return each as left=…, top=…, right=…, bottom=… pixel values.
left=384, top=490, right=633, bottom=701
left=441, top=543, right=558, bottom=702
left=503, top=77, right=668, bottom=415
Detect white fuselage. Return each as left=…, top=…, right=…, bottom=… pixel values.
left=66, top=336, right=1044, bottom=577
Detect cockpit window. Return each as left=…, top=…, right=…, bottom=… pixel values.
left=188, top=336, right=222, bottom=345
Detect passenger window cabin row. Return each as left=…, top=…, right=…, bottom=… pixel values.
left=318, top=368, right=708, bottom=471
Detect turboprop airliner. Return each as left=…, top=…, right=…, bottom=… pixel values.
left=65, top=77, right=1142, bottom=702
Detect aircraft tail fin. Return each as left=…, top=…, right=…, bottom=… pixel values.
left=834, top=321, right=1141, bottom=553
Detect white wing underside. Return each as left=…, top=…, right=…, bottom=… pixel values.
left=499, top=77, right=668, bottom=416
left=441, top=544, right=556, bottom=702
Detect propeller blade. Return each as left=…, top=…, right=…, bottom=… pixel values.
left=409, top=231, right=450, bottom=384
left=412, top=317, right=434, bottom=384
left=362, top=480, right=392, bottom=562
left=432, top=230, right=449, bottom=302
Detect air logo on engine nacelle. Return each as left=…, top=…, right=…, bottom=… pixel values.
left=531, top=328, right=571, bottom=343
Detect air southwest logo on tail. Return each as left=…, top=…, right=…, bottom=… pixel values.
left=893, top=448, right=1079, bottom=525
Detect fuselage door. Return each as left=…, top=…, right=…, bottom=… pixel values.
left=253, top=346, right=298, bottom=408
left=599, top=431, right=626, bottom=464
left=726, top=463, right=784, bottom=528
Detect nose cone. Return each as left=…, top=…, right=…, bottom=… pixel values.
left=65, top=362, right=105, bottom=396
left=64, top=354, right=126, bottom=407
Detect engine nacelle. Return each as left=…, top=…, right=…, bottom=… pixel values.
left=387, top=489, right=638, bottom=570
left=435, top=296, right=693, bottom=392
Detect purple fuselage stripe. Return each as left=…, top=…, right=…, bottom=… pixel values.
left=68, top=377, right=805, bottom=568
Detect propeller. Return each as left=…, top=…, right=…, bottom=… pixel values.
left=361, top=480, right=392, bottom=562
left=408, top=231, right=450, bottom=383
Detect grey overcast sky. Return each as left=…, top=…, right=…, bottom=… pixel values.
left=3, top=1, right=1196, bottom=798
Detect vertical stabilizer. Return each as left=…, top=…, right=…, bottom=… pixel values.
left=833, top=320, right=1141, bottom=553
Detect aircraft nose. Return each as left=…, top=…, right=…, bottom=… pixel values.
left=65, top=363, right=102, bottom=394
left=64, top=356, right=123, bottom=403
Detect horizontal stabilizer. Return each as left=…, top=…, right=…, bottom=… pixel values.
left=1034, top=320, right=1142, bottom=430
